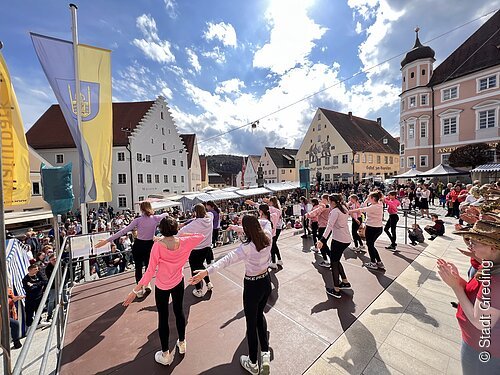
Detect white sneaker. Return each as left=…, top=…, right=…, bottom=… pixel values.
left=358, top=245, right=366, bottom=251
left=206, top=282, right=214, bottom=291
left=240, top=355, right=259, bottom=374
left=154, top=348, right=175, bottom=366
left=319, top=261, right=330, bottom=268
left=268, top=263, right=278, bottom=269
left=192, top=288, right=204, bottom=298
left=176, top=339, right=186, bottom=354
left=261, top=351, right=270, bottom=375
left=277, top=260, right=283, bottom=266
left=145, top=282, right=152, bottom=292
left=364, top=262, right=378, bottom=270
left=310, top=246, right=319, bottom=253
left=136, top=288, right=144, bottom=298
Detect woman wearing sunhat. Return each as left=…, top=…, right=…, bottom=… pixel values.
left=437, top=220, right=500, bottom=374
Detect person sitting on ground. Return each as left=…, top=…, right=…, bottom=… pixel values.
left=424, top=214, right=445, bottom=240
left=105, top=243, right=125, bottom=275
left=408, top=224, right=424, bottom=245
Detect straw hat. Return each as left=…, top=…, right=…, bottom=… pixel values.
left=453, top=220, right=500, bottom=248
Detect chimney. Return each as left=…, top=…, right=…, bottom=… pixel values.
left=348, top=111, right=352, bottom=119
left=377, top=117, right=382, bottom=126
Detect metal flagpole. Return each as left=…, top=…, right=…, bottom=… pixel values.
left=70, top=3, right=90, bottom=280
left=0, top=40, right=13, bottom=375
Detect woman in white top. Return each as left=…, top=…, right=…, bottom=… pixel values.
left=349, top=191, right=385, bottom=270
left=317, top=194, right=352, bottom=299
left=190, top=215, right=272, bottom=375
left=419, top=184, right=431, bottom=218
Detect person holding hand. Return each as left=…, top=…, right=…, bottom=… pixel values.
left=123, top=217, right=204, bottom=366
left=189, top=215, right=272, bottom=375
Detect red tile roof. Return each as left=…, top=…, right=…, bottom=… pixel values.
left=180, top=134, right=196, bottom=169
left=26, top=101, right=155, bottom=149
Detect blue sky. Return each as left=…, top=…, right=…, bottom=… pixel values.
left=1, top=0, right=498, bottom=155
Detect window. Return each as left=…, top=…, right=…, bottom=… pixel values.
left=317, top=113, right=321, bottom=120
left=325, top=156, right=330, bottom=165
left=155, top=174, right=160, bottom=183
left=400, top=144, right=405, bottom=155
left=181, top=176, right=185, bottom=183
left=299, top=161, right=304, bottom=168
left=442, top=86, right=458, bottom=101
left=118, top=196, right=127, bottom=208
left=389, top=156, right=393, bottom=164
left=305, top=160, right=309, bottom=167
left=478, top=75, right=497, bottom=91
left=136, top=153, right=143, bottom=162
left=400, top=157, right=405, bottom=168
left=162, top=143, right=166, bottom=151
left=172, top=159, right=176, bottom=166
left=354, top=154, right=359, bottom=163
left=408, top=123, right=415, bottom=138
left=118, top=174, right=126, bottom=184
left=332, top=156, right=338, bottom=164
left=443, top=117, right=457, bottom=135
left=162, top=128, right=165, bottom=135
left=441, top=154, right=450, bottom=165
left=161, top=111, right=164, bottom=120
left=32, top=182, right=40, bottom=196
left=400, top=99, right=404, bottom=111
left=168, top=129, right=171, bottom=134
left=409, top=96, right=416, bottom=108
left=420, top=121, right=427, bottom=138
left=422, top=69, right=426, bottom=76
left=362, top=154, right=366, bottom=163
left=317, top=124, right=321, bottom=131
left=281, top=169, right=285, bottom=174
left=173, top=175, right=177, bottom=183
left=145, top=154, right=151, bottom=163
left=317, top=158, right=321, bottom=166
left=155, top=124, right=158, bottom=130
left=410, top=72, right=414, bottom=79
left=56, top=154, right=64, bottom=164
left=420, top=94, right=428, bottom=106
left=138, top=196, right=145, bottom=202
left=407, top=157, right=415, bottom=168
left=163, top=158, right=168, bottom=165
left=117, top=152, right=125, bottom=161
left=151, top=138, right=154, bottom=144
left=325, top=174, right=330, bottom=181
left=420, top=155, right=428, bottom=167
left=137, top=174, right=143, bottom=183
left=479, top=109, right=496, bottom=129
left=384, top=156, right=388, bottom=164
left=368, top=155, right=373, bottom=163
left=180, top=161, right=184, bottom=167
left=146, top=174, right=152, bottom=183
left=401, top=125, right=405, bottom=140
left=377, top=155, right=381, bottom=164
left=164, top=175, right=168, bottom=183
left=317, top=135, right=321, bottom=142
left=342, top=155, right=349, bottom=164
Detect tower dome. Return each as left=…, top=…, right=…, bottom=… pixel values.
left=401, top=27, right=435, bottom=67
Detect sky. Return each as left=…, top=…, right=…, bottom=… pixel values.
left=1, top=0, right=499, bottom=156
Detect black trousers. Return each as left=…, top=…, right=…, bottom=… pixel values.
left=330, top=240, right=350, bottom=288
left=384, top=214, right=399, bottom=246
left=302, top=216, right=310, bottom=235
left=189, top=247, right=211, bottom=290
left=365, top=226, right=383, bottom=263
left=132, top=239, right=154, bottom=284
left=311, top=221, right=319, bottom=244
left=318, top=227, right=331, bottom=261
left=243, top=274, right=271, bottom=363
left=156, top=279, right=186, bottom=352
left=271, top=229, right=282, bottom=263
left=25, top=297, right=42, bottom=327
left=351, top=217, right=363, bottom=247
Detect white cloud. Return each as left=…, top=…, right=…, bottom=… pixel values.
left=215, top=79, right=246, bottom=94
left=164, top=0, right=178, bottom=19
left=201, top=46, right=226, bottom=64
left=132, top=14, right=175, bottom=63
left=252, top=0, right=328, bottom=75
left=203, top=22, right=238, bottom=48
left=186, top=48, right=201, bottom=73
left=355, top=21, right=363, bottom=34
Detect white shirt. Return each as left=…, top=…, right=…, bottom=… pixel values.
left=323, top=207, right=352, bottom=244
left=179, top=212, right=214, bottom=249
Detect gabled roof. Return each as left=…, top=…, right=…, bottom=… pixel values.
left=180, top=134, right=196, bottom=169
left=26, top=101, right=155, bottom=149
left=247, top=155, right=260, bottom=171
left=265, top=147, right=298, bottom=168
left=428, top=10, right=500, bottom=86
left=320, top=108, right=399, bottom=154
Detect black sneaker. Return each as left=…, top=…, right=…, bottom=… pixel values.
left=385, top=244, right=396, bottom=250
left=301, top=234, right=308, bottom=239
left=326, top=288, right=341, bottom=298
left=339, top=282, right=351, bottom=289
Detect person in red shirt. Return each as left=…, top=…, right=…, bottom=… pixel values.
left=383, top=191, right=401, bottom=250
left=437, top=220, right=500, bottom=374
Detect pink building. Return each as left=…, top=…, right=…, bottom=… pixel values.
left=399, top=11, right=499, bottom=173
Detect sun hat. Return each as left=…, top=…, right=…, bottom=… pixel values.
left=453, top=220, right=500, bottom=248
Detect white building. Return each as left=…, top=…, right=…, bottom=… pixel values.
left=26, top=97, right=189, bottom=211
left=236, top=155, right=259, bottom=188
left=259, top=147, right=298, bottom=184
left=180, top=134, right=203, bottom=192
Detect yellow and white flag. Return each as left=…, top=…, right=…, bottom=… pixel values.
left=0, top=52, right=31, bottom=205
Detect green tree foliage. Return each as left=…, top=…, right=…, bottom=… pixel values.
left=448, top=143, right=492, bottom=168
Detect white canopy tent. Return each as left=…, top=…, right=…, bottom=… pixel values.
left=178, top=193, right=213, bottom=211
left=206, top=190, right=242, bottom=201
left=265, top=182, right=298, bottom=192
left=416, top=164, right=469, bottom=177
left=149, top=200, right=181, bottom=210
left=393, top=168, right=422, bottom=179
left=235, top=187, right=271, bottom=197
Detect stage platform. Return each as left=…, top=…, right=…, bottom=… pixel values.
left=60, top=230, right=423, bottom=374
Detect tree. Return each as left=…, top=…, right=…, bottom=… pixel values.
left=448, top=143, right=492, bottom=168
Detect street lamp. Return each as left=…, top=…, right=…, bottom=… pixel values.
left=120, top=127, right=134, bottom=210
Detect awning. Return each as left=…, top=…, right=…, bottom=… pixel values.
left=471, top=164, right=500, bottom=173
left=5, top=209, right=54, bottom=225
left=235, top=187, right=271, bottom=197
left=416, top=164, right=469, bottom=177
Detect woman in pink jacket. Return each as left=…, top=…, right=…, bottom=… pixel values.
left=123, top=217, right=204, bottom=366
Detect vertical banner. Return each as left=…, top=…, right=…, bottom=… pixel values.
left=0, top=52, right=31, bottom=205
left=30, top=33, right=113, bottom=203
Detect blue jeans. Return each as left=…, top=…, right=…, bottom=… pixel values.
left=47, top=289, right=56, bottom=319
left=461, top=341, right=500, bottom=375
left=10, top=318, right=20, bottom=341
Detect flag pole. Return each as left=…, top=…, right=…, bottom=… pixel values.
left=0, top=41, right=13, bottom=375
left=70, top=4, right=90, bottom=279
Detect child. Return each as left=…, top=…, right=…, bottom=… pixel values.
left=424, top=214, right=445, bottom=240
left=408, top=224, right=424, bottom=245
